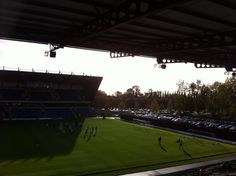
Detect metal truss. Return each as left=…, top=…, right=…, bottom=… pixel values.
left=150, top=29, right=236, bottom=69
left=81, top=36, right=236, bottom=69
left=105, top=29, right=236, bottom=68
left=153, top=30, right=236, bottom=53
left=172, top=7, right=236, bottom=28
left=97, top=29, right=236, bottom=57
left=64, top=0, right=193, bottom=45
left=75, top=34, right=154, bottom=55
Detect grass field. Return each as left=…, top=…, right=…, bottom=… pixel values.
left=1, top=118, right=236, bottom=176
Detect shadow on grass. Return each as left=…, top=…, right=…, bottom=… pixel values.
left=180, top=145, right=192, bottom=158
left=0, top=117, right=85, bottom=162
left=84, top=125, right=98, bottom=142
left=159, top=143, right=167, bottom=152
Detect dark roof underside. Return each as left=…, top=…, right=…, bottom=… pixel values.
left=0, top=0, right=236, bottom=69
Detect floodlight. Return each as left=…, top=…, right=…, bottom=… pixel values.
left=161, top=64, right=167, bottom=69
left=44, top=51, right=49, bottom=57
left=50, top=51, right=56, bottom=58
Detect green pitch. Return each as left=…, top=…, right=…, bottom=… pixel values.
left=1, top=118, right=236, bottom=176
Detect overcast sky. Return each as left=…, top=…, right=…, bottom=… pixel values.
left=0, top=39, right=228, bottom=95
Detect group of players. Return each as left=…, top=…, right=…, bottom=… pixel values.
left=158, top=136, right=184, bottom=149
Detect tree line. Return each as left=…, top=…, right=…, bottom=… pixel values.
left=93, top=76, right=236, bottom=118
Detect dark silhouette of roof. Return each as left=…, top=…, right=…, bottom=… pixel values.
left=0, top=0, right=236, bottom=69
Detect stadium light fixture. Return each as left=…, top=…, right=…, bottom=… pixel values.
left=44, top=43, right=63, bottom=58
left=160, top=64, right=167, bottom=69
left=49, top=51, right=56, bottom=58
left=44, top=51, right=49, bottom=57
left=44, top=51, right=56, bottom=58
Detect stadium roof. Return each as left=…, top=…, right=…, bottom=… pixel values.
left=1, top=0, right=236, bottom=70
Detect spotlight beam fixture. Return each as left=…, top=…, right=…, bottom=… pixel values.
left=44, top=44, right=64, bottom=58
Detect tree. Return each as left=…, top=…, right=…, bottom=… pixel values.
left=210, top=81, right=221, bottom=92
left=125, top=88, right=134, bottom=97
left=176, top=80, right=187, bottom=94
left=93, top=90, right=108, bottom=108
left=132, top=85, right=142, bottom=97
left=189, top=82, right=197, bottom=95
left=114, top=91, right=122, bottom=97
left=149, top=99, right=160, bottom=112
left=147, top=88, right=153, bottom=97
left=93, top=77, right=236, bottom=119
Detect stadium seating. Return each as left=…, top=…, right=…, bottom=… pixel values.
left=11, top=108, right=42, bottom=119
left=0, top=89, right=24, bottom=100
left=76, top=107, right=94, bottom=117
left=0, top=70, right=102, bottom=120
left=46, top=108, right=75, bottom=118
left=3, top=106, right=95, bottom=120
left=29, top=90, right=52, bottom=101
left=0, top=88, right=84, bottom=102
left=57, top=90, right=80, bottom=101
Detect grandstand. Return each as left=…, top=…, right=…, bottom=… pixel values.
left=0, top=69, right=102, bottom=120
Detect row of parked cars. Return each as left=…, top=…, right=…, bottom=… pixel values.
left=106, top=108, right=236, bottom=133
left=154, top=113, right=236, bottom=133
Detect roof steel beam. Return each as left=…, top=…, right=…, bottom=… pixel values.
left=115, top=27, right=175, bottom=39
left=147, top=16, right=218, bottom=33
left=0, top=25, right=63, bottom=44
left=153, top=30, right=236, bottom=53
left=208, top=0, right=236, bottom=11
left=99, top=33, right=156, bottom=41
left=172, top=7, right=236, bottom=28
left=81, top=39, right=154, bottom=55
left=69, top=0, right=114, bottom=10
left=0, top=19, right=67, bottom=33
left=85, top=29, right=236, bottom=67
left=62, top=0, right=194, bottom=46
left=95, top=36, right=148, bottom=46
left=1, top=2, right=89, bottom=26
left=5, top=0, right=97, bottom=18
left=0, top=13, right=71, bottom=29
left=129, top=21, right=197, bottom=37
left=78, top=39, right=236, bottom=68
left=97, top=29, right=236, bottom=55
left=1, top=23, right=64, bottom=36
left=84, top=29, right=236, bottom=57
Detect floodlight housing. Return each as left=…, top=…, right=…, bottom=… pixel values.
left=50, top=51, right=56, bottom=58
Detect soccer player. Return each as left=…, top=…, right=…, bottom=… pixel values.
left=179, top=139, right=183, bottom=149
left=158, top=136, right=162, bottom=145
